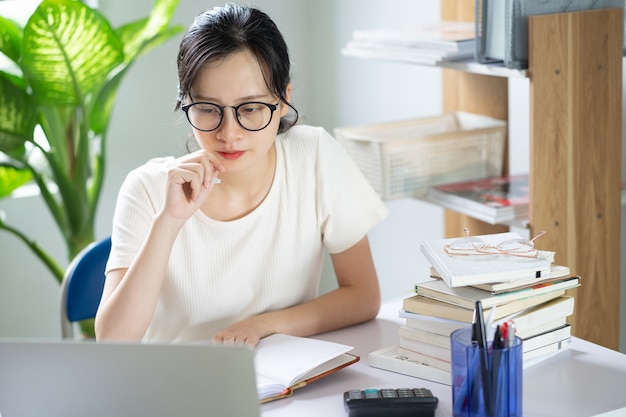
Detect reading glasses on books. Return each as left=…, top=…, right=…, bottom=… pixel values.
left=444, top=228, right=546, bottom=258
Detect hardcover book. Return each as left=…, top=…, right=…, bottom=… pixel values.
left=469, top=264, right=571, bottom=294
left=420, top=231, right=554, bottom=287
left=400, top=296, right=574, bottom=341
left=402, top=290, right=565, bottom=323
left=415, top=276, right=579, bottom=310
left=367, top=344, right=452, bottom=386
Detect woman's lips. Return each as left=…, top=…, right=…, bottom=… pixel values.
left=219, top=150, right=245, bottom=160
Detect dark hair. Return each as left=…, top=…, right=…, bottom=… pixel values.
left=176, top=3, right=298, bottom=134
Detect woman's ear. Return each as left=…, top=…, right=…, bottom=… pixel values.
left=280, top=83, right=292, bottom=116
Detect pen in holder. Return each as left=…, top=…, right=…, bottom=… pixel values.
left=450, top=326, right=523, bottom=417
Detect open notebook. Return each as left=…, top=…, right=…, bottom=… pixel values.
left=0, top=339, right=261, bottom=417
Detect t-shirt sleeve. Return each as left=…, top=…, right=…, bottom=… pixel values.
left=316, top=128, right=388, bottom=253
left=105, top=159, right=168, bottom=274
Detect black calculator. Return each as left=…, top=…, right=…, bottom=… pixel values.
left=343, top=388, right=438, bottom=417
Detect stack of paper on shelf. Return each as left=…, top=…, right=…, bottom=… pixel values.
left=426, top=174, right=529, bottom=225
left=342, top=21, right=475, bottom=66
left=368, top=232, right=578, bottom=385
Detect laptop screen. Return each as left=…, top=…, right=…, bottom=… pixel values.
left=0, top=339, right=261, bottom=417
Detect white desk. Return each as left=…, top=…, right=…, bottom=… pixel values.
left=261, top=299, right=626, bottom=417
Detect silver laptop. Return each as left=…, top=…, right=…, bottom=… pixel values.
left=0, top=339, right=261, bottom=417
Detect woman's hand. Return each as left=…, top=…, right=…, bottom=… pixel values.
left=162, top=150, right=225, bottom=222
left=212, top=316, right=274, bottom=347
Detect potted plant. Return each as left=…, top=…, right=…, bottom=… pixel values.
left=0, top=0, right=182, bottom=336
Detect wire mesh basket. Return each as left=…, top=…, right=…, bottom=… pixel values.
left=334, top=112, right=507, bottom=200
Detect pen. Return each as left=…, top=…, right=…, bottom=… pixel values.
left=506, top=321, right=516, bottom=349
left=475, top=301, right=492, bottom=416
left=491, top=325, right=504, bottom=416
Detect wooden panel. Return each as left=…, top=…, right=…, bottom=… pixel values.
left=441, top=0, right=509, bottom=237
left=442, top=71, right=508, bottom=119
left=441, top=0, right=474, bottom=21
left=444, top=212, right=509, bottom=238
left=529, top=9, right=622, bottom=349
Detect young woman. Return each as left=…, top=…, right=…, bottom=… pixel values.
left=95, top=4, right=388, bottom=346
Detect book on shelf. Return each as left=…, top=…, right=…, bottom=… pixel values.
left=367, top=344, right=451, bottom=386
left=342, top=41, right=471, bottom=65
left=414, top=275, right=580, bottom=310
left=342, top=21, right=475, bottom=66
left=420, top=231, right=554, bottom=287
left=351, top=21, right=475, bottom=50
left=255, top=334, right=359, bottom=402
left=402, top=289, right=565, bottom=323
left=426, top=174, right=529, bottom=225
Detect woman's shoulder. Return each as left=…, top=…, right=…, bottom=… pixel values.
left=277, top=124, right=337, bottom=153
left=127, top=157, right=174, bottom=178
left=122, top=157, right=174, bottom=189
left=280, top=124, right=326, bottom=140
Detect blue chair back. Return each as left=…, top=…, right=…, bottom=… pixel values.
left=60, top=236, right=111, bottom=338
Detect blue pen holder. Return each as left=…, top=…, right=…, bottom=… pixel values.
left=451, top=327, right=523, bottom=417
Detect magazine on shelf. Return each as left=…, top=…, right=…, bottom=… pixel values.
left=342, top=41, right=472, bottom=65
left=351, top=21, right=475, bottom=50
left=342, top=21, right=475, bottom=66
left=426, top=174, right=529, bottom=224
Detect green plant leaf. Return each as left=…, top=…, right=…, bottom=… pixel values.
left=0, top=164, right=32, bottom=198
left=22, top=0, right=125, bottom=106
left=90, top=0, right=182, bottom=134
left=0, top=76, right=37, bottom=153
left=0, top=15, right=23, bottom=64
left=118, top=0, right=181, bottom=63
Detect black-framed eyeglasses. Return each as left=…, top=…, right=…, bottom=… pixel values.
left=181, top=101, right=280, bottom=132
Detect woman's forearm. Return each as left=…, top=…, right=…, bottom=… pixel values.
left=94, top=214, right=184, bottom=340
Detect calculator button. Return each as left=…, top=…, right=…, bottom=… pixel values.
left=363, top=389, right=380, bottom=398
left=347, top=390, right=364, bottom=399
left=380, top=389, right=397, bottom=398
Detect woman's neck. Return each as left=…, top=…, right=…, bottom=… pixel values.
left=201, top=145, right=276, bottom=221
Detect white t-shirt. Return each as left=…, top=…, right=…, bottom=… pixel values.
left=106, top=125, right=388, bottom=342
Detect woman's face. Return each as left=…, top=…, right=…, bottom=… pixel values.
left=186, top=49, right=290, bottom=175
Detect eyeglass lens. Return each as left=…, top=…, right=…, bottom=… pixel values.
left=449, top=229, right=544, bottom=253
left=185, top=102, right=275, bottom=132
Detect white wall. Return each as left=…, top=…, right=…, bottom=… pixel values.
left=0, top=0, right=623, bottom=352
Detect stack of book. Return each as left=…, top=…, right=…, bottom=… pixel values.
left=426, top=174, right=529, bottom=225
left=342, top=21, right=475, bottom=66
left=368, top=232, right=579, bottom=385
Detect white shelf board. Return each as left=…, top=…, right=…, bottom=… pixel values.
left=342, top=50, right=528, bottom=78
